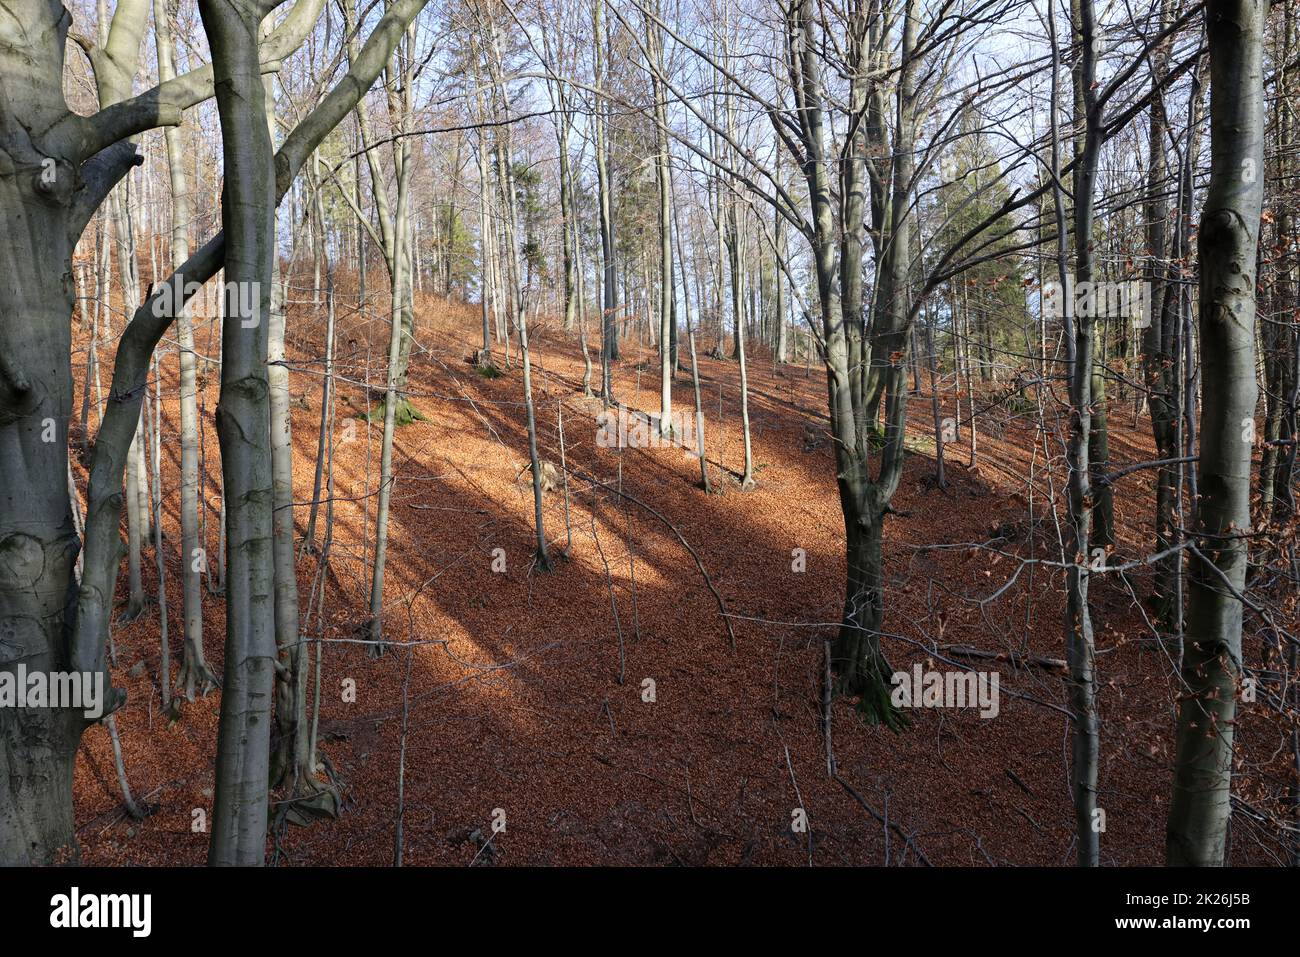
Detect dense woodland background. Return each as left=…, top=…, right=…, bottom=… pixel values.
left=0, top=0, right=1294, bottom=866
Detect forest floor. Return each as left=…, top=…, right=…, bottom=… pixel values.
left=69, top=288, right=1288, bottom=865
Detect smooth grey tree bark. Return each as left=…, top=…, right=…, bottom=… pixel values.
left=773, top=202, right=787, bottom=366
left=1167, top=0, right=1264, bottom=867
left=201, top=0, right=279, bottom=866
left=0, top=0, right=186, bottom=866
left=646, top=0, right=674, bottom=437
left=1056, top=0, right=1101, bottom=867
left=98, top=0, right=154, bottom=625
left=368, top=21, right=416, bottom=654
left=304, top=269, right=335, bottom=549
left=1141, top=0, right=1183, bottom=625
left=539, top=21, right=578, bottom=336
left=674, top=198, right=711, bottom=493
left=593, top=0, right=619, bottom=400
left=780, top=0, right=918, bottom=725
left=725, top=198, right=754, bottom=488
left=483, top=18, right=551, bottom=570
left=154, top=0, right=217, bottom=700
left=263, top=72, right=312, bottom=792
left=302, top=156, right=334, bottom=551
left=474, top=131, right=496, bottom=367
left=0, top=0, right=424, bottom=866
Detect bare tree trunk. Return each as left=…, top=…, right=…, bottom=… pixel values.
left=783, top=0, right=916, bottom=727
left=368, top=27, right=416, bottom=655
left=1057, top=0, right=1101, bottom=866
left=674, top=196, right=711, bottom=493
left=304, top=259, right=336, bottom=551
left=123, top=419, right=148, bottom=621
left=647, top=0, right=674, bottom=436
left=1167, top=0, right=1265, bottom=866
left=1261, top=11, right=1297, bottom=519
left=475, top=132, right=495, bottom=367
left=557, top=116, right=577, bottom=335
left=486, top=18, right=551, bottom=570
left=594, top=0, right=619, bottom=397
left=926, top=311, right=946, bottom=489
left=725, top=200, right=755, bottom=488
left=0, top=43, right=88, bottom=858
left=265, top=75, right=308, bottom=789
left=154, top=0, right=216, bottom=700
left=203, top=0, right=278, bottom=866
left=1141, top=0, right=1182, bottom=623
left=774, top=202, right=787, bottom=366
left=1090, top=362, right=1114, bottom=549
left=149, top=351, right=171, bottom=716
left=0, top=0, right=412, bottom=867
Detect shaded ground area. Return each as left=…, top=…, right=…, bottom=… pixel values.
left=69, top=290, right=1288, bottom=865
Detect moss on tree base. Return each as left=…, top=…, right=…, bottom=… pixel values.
left=359, top=397, right=427, bottom=426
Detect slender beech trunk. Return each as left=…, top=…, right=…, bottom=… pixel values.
left=487, top=23, right=550, bottom=569
left=576, top=210, right=594, bottom=396
left=304, top=264, right=336, bottom=551
left=1090, top=362, right=1114, bottom=548
left=153, top=0, right=216, bottom=699
left=1058, top=0, right=1101, bottom=866
left=203, top=0, right=278, bottom=866
left=726, top=202, right=755, bottom=487
left=557, top=114, right=577, bottom=335
left=475, top=133, right=495, bottom=366
left=264, top=75, right=307, bottom=788
left=594, top=0, right=619, bottom=397
left=647, top=0, right=673, bottom=436
left=674, top=190, right=710, bottom=492
left=1167, top=0, right=1264, bottom=866
left=0, top=0, right=419, bottom=867
left=1261, top=10, right=1297, bottom=517
left=1142, top=0, right=1182, bottom=623
left=927, top=312, right=946, bottom=488
left=368, top=27, right=416, bottom=655
left=774, top=203, right=787, bottom=365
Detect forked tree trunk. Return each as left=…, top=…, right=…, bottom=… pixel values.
left=784, top=0, right=914, bottom=728
left=0, top=0, right=140, bottom=868
left=0, top=0, right=418, bottom=867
